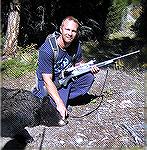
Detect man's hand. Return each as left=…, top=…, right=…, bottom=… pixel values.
left=91, top=65, right=100, bottom=74
left=56, top=102, right=68, bottom=120
left=76, top=60, right=99, bottom=74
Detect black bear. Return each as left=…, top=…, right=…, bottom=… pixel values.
left=1, top=87, right=67, bottom=142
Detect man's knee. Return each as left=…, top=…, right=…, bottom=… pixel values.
left=83, top=72, right=95, bottom=85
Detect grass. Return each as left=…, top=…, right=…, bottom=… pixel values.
left=1, top=44, right=38, bottom=78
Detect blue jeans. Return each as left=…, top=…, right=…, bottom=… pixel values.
left=52, top=72, right=95, bottom=107
left=32, top=72, right=95, bottom=108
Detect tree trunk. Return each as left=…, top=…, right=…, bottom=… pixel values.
left=3, top=1, right=20, bottom=56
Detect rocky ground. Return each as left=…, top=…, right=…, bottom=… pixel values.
left=1, top=68, right=145, bottom=150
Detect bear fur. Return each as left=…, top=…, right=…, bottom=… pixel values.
left=1, top=87, right=67, bottom=141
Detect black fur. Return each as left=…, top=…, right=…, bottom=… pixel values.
left=1, top=87, right=67, bottom=140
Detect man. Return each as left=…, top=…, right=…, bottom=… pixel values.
left=32, top=16, right=99, bottom=119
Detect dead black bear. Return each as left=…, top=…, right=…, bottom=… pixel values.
left=1, top=87, right=67, bottom=142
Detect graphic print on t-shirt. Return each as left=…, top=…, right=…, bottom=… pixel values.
left=54, top=57, right=70, bottom=75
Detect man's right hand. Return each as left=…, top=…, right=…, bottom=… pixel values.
left=56, top=102, right=68, bottom=120
left=42, top=74, right=68, bottom=119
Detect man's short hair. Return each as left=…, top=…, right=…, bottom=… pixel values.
left=61, top=16, right=81, bottom=28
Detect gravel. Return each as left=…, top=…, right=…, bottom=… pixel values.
left=1, top=68, right=145, bottom=150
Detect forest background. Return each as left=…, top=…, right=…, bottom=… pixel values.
left=1, top=0, right=147, bottom=77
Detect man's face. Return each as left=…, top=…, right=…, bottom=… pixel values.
left=60, top=20, right=79, bottom=44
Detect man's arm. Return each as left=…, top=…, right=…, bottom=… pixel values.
left=42, top=73, right=67, bottom=119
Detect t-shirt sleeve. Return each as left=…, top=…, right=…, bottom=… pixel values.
left=38, top=41, right=54, bottom=74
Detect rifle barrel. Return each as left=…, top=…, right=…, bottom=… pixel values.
left=112, top=50, right=140, bottom=61
left=96, top=50, right=140, bottom=68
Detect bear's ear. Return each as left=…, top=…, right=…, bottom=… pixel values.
left=2, top=87, right=22, bottom=99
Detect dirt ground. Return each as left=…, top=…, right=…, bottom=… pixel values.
left=1, top=68, right=145, bottom=150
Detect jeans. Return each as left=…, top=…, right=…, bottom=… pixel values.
left=53, top=72, right=95, bottom=107
left=32, top=72, right=95, bottom=108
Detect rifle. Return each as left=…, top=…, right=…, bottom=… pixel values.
left=55, top=50, right=140, bottom=88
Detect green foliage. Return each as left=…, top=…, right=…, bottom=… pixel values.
left=112, top=0, right=140, bottom=6
left=113, top=0, right=128, bottom=6
left=105, top=2, right=127, bottom=36
left=2, top=44, right=38, bottom=78
left=105, top=0, right=141, bottom=38
left=81, top=41, right=99, bottom=61
left=131, top=0, right=141, bottom=4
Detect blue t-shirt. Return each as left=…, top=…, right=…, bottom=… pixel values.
left=34, top=34, right=83, bottom=98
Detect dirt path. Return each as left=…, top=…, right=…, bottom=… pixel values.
left=1, top=68, right=145, bottom=149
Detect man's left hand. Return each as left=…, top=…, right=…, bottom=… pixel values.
left=91, top=65, right=100, bottom=74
